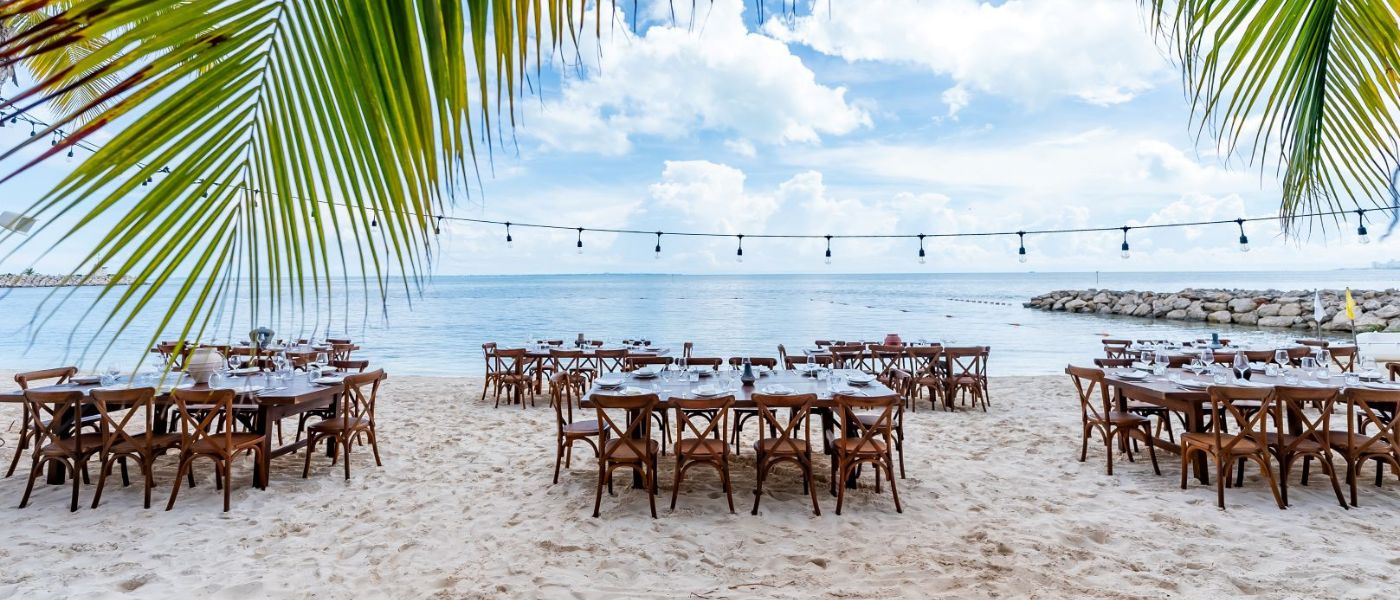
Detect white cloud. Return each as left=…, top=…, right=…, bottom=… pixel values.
left=530, top=0, right=869, bottom=155
left=767, top=0, right=1168, bottom=112
left=723, top=138, right=757, bottom=157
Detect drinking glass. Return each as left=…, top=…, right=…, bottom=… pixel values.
left=1154, top=351, right=1170, bottom=376
left=1282, top=368, right=1299, bottom=385
left=1211, top=365, right=1230, bottom=385
left=1274, top=349, right=1289, bottom=369
left=210, top=371, right=227, bottom=389
left=1232, top=352, right=1249, bottom=380
left=1188, top=358, right=1205, bottom=375
left=1201, top=348, right=1215, bottom=366
left=105, top=364, right=121, bottom=384
left=1344, top=372, right=1361, bottom=387
left=1316, top=364, right=1331, bottom=382
left=1300, top=357, right=1318, bottom=376
left=1360, top=356, right=1378, bottom=379
left=307, top=366, right=323, bottom=384
left=1317, top=349, right=1332, bottom=369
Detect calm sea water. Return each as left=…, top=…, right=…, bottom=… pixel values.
left=0, top=270, right=1393, bottom=377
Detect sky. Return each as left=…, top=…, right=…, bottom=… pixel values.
left=1, top=0, right=1396, bottom=277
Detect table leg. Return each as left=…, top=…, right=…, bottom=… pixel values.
left=1188, top=404, right=1208, bottom=484
left=255, top=405, right=273, bottom=489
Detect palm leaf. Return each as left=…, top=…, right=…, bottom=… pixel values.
left=1144, top=0, right=1400, bottom=228
left=0, top=0, right=610, bottom=367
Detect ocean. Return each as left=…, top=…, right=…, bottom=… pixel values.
left=0, top=270, right=1393, bottom=376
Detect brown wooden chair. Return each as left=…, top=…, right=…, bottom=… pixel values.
left=17, top=389, right=103, bottom=512
left=1329, top=387, right=1400, bottom=507
left=1181, top=386, right=1284, bottom=510
left=329, top=342, right=355, bottom=361
left=1240, top=349, right=1275, bottom=363
left=869, top=345, right=906, bottom=380
left=1269, top=386, right=1348, bottom=508
left=591, top=392, right=661, bottom=518
left=6, top=367, right=82, bottom=479
left=90, top=387, right=183, bottom=509
left=726, top=357, right=778, bottom=369
left=1093, top=358, right=1176, bottom=443
left=594, top=348, right=628, bottom=373
left=874, top=369, right=910, bottom=478
left=829, top=344, right=866, bottom=371
left=814, top=340, right=833, bottom=348
left=830, top=392, right=902, bottom=514
left=624, top=355, right=673, bottom=372
left=492, top=348, right=533, bottom=408
left=669, top=395, right=735, bottom=513
left=783, top=354, right=833, bottom=369
left=683, top=357, right=723, bottom=372
left=1066, top=366, right=1160, bottom=476
left=302, top=370, right=385, bottom=480
left=945, top=347, right=988, bottom=411
left=1285, top=346, right=1313, bottom=366
left=328, top=359, right=369, bottom=373
left=550, top=348, right=594, bottom=386
left=905, top=346, right=944, bottom=411
left=166, top=388, right=267, bottom=512
left=751, top=392, right=820, bottom=515
left=480, top=342, right=499, bottom=401
left=547, top=372, right=600, bottom=484
left=682, top=341, right=693, bottom=359
left=326, top=337, right=352, bottom=345
left=1328, top=345, right=1358, bottom=372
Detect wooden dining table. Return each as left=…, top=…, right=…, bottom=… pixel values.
left=1099, top=367, right=1397, bottom=484
left=0, top=374, right=353, bottom=487
left=581, top=368, right=896, bottom=488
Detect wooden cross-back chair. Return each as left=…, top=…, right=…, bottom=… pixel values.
left=1181, top=386, right=1284, bottom=510
left=669, top=395, right=735, bottom=513
left=590, top=393, right=661, bottom=518
left=1328, top=345, right=1358, bottom=372
left=166, top=388, right=267, bottom=512
left=90, top=387, right=183, bottom=509
left=302, top=370, right=385, bottom=480
left=6, top=367, right=83, bottom=479
left=1092, top=358, right=1175, bottom=443
left=683, top=357, right=723, bottom=371
left=1270, top=386, right=1348, bottom=508
left=831, top=393, right=902, bottom=515
left=783, top=354, right=833, bottom=369
left=868, top=345, right=906, bottom=380
left=623, top=355, right=673, bottom=372
left=945, top=347, right=989, bottom=411
left=1285, top=346, right=1313, bottom=366
left=751, top=392, right=820, bottom=516
left=480, top=342, right=498, bottom=402
left=17, top=389, right=102, bottom=512
left=1065, top=366, right=1159, bottom=477
left=593, top=349, right=628, bottom=374
left=328, top=359, right=369, bottom=373
left=829, top=344, right=866, bottom=371
left=726, top=357, right=778, bottom=369
left=1330, top=388, right=1400, bottom=507
left=1295, top=339, right=1329, bottom=347
left=492, top=348, right=533, bottom=408
left=329, top=342, right=355, bottom=362
left=550, top=348, right=594, bottom=387
left=905, top=346, right=943, bottom=411
left=547, top=372, right=600, bottom=484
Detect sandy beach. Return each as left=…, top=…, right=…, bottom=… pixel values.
left=1, top=373, right=1396, bottom=599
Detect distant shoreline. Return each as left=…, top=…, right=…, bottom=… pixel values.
left=0, top=273, right=134, bottom=288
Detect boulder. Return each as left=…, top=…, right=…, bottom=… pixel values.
left=1202, top=302, right=1227, bottom=312
left=1207, top=310, right=1233, bottom=324
left=1228, top=298, right=1258, bottom=313
left=1132, top=303, right=1153, bottom=317
left=1278, top=303, right=1302, bottom=317
left=1374, top=305, right=1400, bottom=319
left=1363, top=299, right=1382, bottom=311
left=1186, top=306, right=1208, bottom=320
left=1257, top=303, right=1281, bottom=317
left=1354, top=313, right=1388, bottom=332
left=1234, top=312, right=1259, bottom=325
left=1171, top=297, right=1191, bottom=310
left=1092, top=292, right=1112, bottom=304
left=1257, top=316, right=1297, bottom=328
left=1165, top=309, right=1188, bottom=319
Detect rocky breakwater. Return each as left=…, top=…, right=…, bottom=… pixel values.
left=0, top=272, right=135, bottom=288
left=1024, top=288, right=1400, bottom=333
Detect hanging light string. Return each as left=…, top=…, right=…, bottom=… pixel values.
left=1, top=106, right=1389, bottom=261
left=1120, top=226, right=1131, bottom=259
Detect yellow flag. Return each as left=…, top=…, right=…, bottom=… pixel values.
left=1345, top=288, right=1357, bottom=320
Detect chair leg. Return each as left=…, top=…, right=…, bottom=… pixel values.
left=1179, top=448, right=1191, bottom=490
left=646, top=464, right=658, bottom=519
left=885, top=457, right=902, bottom=513
left=1259, top=456, right=1285, bottom=510
left=592, top=463, right=606, bottom=518
left=18, top=457, right=42, bottom=508
left=142, top=459, right=155, bottom=509
left=368, top=427, right=383, bottom=467
left=805, top=459, right=821, bottom=516
left=342, top=436, right=352, bottom=480
left=835, top=460, right=849, bottom=515
left=751, top=453, right=766, bottom=516
left=670, top=457, right=684, bottom=511
left=895, top=430, right=906, bottom=479
left=91, top=456, right=116, bottom=509
left=722, top=458, right=735, bottom=514
left=1079, top=423, right=1090, bottom=463
left=1142, top=426, right=1160, bottom=476
left=1215, top=458, right=1227, bottom=509
left=222, top=459, right=232, bottom=512
left=553, top=439, right=565, bottom=485
left=69, top=460, right=82, bottom=512
left=302, top=433, right=319, bottom=478
left=120, top=457, right=130, bottom=487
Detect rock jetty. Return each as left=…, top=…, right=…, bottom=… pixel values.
left=1025, top=288, right=1400, bottom=333
left=0, top=272, right=134, bottom=288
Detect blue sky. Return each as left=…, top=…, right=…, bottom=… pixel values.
left=2, top=0, right=1394, bottom=276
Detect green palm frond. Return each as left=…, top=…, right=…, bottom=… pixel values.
left=1144, top=0, right=1400, bottom=226
left=0, top=0, right=583, bottom=364
left=1, top=2, right=122, bottom=121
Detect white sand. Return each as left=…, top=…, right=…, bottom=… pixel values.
left=0, top=373, right=1396, bottom=598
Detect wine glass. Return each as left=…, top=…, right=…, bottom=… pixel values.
left=1361, top=356, right=1379, bottom=378
left=1200, top=347, right=1215, bottom=367
left=1274, top=349, right=1290, bottom=369
left=105, top=364, right=121, bottom=384
left=1299, top=357, right=1318, bottom=378
left=210, top=371, right=227, bottom=390
left=1154, top=351, right=1170, bottom=376
left=1188, top=358, right=1205, bottom=375
left=1232, top=352, right=1250, bottom=381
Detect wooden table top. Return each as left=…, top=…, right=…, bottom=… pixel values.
left=524, top=346, right=669, bottom=358
left=1098, top=366, right=1398, bottom=404
left=0, top=374, right=346, bottom=407
left=581, top=369, right=894, bottom=409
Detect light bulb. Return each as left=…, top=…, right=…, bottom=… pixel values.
left=1239, top=241, right=1250, bottom=253
left=576, top=246, right=583, bottom=255
left=655, top=251, right=661, bottom=259
left=1018, top=254, right=1028, bottom=264
left=1121, top=249, right=1131, bottom=259
left=824, top=256, right=832, bottom=265
left=1359, top=225, right=1370, bottom=245
left=918, top=256, right=926, bottom=265
left=737, top=255, right=744, bottom=263
left=507, top=239, right=514, bottom=248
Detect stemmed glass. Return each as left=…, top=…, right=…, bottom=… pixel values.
left=1153, top=351, right=1170, bottom=376
left=1188, top=358, right=1205, bottom=375
left=1299, top=357, right=1318, bottom=378
left=1200, top=347, right=1215, bottom=367
left=1274, top=349, right=1290, bottom=370
left=1360, top=356, right=1379, bottom=379
left=1232, top=352, right=1250, bottom=381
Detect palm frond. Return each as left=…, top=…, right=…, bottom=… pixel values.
left=0, top=0, right=599, bottom=365
left=1144, top=0, right=1400, bottom=227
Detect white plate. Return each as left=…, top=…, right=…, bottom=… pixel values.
left=211, top=384, right=265, bottom=393
left=1175, top=380, right=1209, bottom=390
left=761, top=385, right=794, bottom=395
left=847, top=373, right=876, bottom=385
left=227, top=367, right=261, bottom=375
left=1363, top=382, right=1400, bottom=390
left=312, top=377, right=344, bottom=385
left=595, top=376, right=624, bottom=388
left=692, top=385, right=724, bottom=397
left=1117, top=370, right=1149, bottom=380
left=618, top=386, right=650, bottom=396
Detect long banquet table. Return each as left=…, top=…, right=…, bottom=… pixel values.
left=1099, top=367, right=1398, bottom=484
left=1, top=375, right=352, bottom=486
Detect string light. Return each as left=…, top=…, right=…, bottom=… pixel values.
left=917, top=234, right=926, bottom=264
left=736, top=234, right=744, bottom=263
left=1120, top=226, right=1131, bottom=259
left=1236, top=218, right=1249, bottom=252
left=1017, top=231, right=1027, bottom=263
left=505, top=222, right=513, bottom=248
left=433, top=216, right=442, bottom=235
left=824, top=235, right=832, bottom=265
left=370, top=211, right=377, bottom=227
left=654, top=232, right=662, bottom=259
left=576, top=227, right=584, bottom=254
left=1356, top=209, right=1370, bottom=245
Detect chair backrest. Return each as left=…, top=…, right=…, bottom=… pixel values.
left=482, top=343, right=498, bottom=375
left=814, top=340, right=832, bottom=348
left=868, top=345, right=906, bottom=375
left=1205, top=385, right=1274, bottom=455
left=591, top=393, right=659, bottom=461
left=752, top=392, right=815, bottom=455
left=885, top=368, right=913, bottom=400
left=1285, top=346, right=1313, bottom=365
left=945, top=347, right=985, bottom=379
left=727, top=357, right=777, bottom=368
left=1065, top=365, right=1111, bottom=425
left=1210, top=350, right=1238, bottom=365
left=15, top=366, right=78, bottom=390
left=1241, top=349, right=1275, bottom=363
left=1339, top=387, right=1400, bottom=455
left=594, top=348, right=628, bottom=373
left=493, top=348, right=528, bottom=375
left=327, top=338, right=352, bottom=345
left=672, top=395, right=733, bottom=448
left=1103, top=343, right=1132, bottom=360
left=682, top=342, right=693, bottom=359
left=624, top=355, right=673, bottom=371
left=905, top=346, right=942, bottom=377
left=337, top=370, right=384, bottom=428
left=829, top=344, right=865, bottom=369
left=777, top=344, right=789, bottom=366
left=329, top=359, right=370, bottom=373
left=1102, top=338, right=1133, bottom=346
left=329, top=342, right=355, bottom=361
left=833, top=392, right=899, bottom=449
left=170, top=387, right=239, bottom=452
left=1271, top=386, right=1339, bottom=455
left=1329, top=345, right=1358, bottom=372
left=21, top=389, right=91, bottom=455
left=589, top=340, right=605, bottom=347
left=1093, top=358, right=1135, bottom=369
left=684, top=357, right=722, bottom=370
left=549, top=372, right=581, bottom=428
left=91, top=387, right=158, bottom=454
left=784, top=354, right=833, bottom=369
left=550, top=348, right=586, bottom=373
